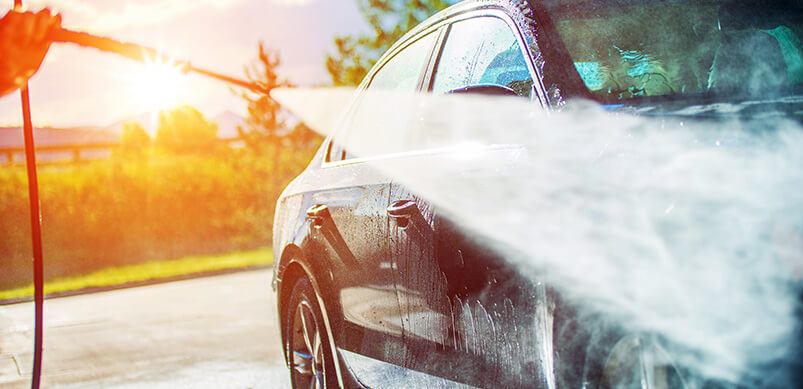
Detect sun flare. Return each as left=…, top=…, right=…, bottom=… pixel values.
left=130, top=59, right=186, bottom=114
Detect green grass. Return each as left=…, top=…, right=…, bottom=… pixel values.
left=0, top=247, right=273, bottom=302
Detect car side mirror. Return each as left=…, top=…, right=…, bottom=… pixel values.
left=446, top=84, right=519, bottom=97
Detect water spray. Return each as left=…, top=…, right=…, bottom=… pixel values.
left=273, top=87, right=803, bottom=387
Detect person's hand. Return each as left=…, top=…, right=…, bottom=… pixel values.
left=0, top=8, right=61, bottom=96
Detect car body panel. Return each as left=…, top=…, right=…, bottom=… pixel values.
left=273, top=1, right=559, bottom=387
left=272, top=0, right=803, bottom=387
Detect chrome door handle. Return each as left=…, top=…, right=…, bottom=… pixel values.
left=306, top=204, right=329, bottom=228
left=387, top=200, right=417, bottom=228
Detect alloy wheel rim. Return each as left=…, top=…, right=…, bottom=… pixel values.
left=291, top=301, right=326, bottom=389
left=601, top=335, right=687, bottom=389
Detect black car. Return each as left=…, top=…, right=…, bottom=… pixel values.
left=272, top=0, right=803, bottom=387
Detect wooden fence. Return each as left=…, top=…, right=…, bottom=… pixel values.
left=0, top=138, right=246, bottom=166
left=0, top=143, right=119, bottom=166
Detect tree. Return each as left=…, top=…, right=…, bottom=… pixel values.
left=154, top=106, right=219, bottom=154
left=114, top=121, right=151, bottom=158
left=326, top=0, right=458, bottom=86
left=236, top=42, right=293, bottom=151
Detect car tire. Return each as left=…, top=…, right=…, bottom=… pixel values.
left=554, top=306, right=689, bottom=389
left=285, top=276, right=338, bottom=389
left=585, top=331, right=689, bottom=389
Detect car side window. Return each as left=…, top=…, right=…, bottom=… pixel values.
left=330, top=32, right=438, bottom=161
left=369, top=34, right=437, bottom=92
left=432, top=16, right=534, bottom=97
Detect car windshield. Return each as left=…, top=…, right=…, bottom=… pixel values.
left=541, top=0, right=803, bottom=103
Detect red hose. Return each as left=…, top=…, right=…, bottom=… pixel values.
left=51, top=28, right=269, bottom=95
left=13, top=1, right=46, bottom=388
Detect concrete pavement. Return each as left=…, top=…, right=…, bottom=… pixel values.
left=0, top=269, right=289, bottom=388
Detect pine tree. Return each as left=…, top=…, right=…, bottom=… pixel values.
left=236, top=42, right=292, bottom=151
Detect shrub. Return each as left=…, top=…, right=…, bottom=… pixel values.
left=116, top=122, right=151, bottom=158
left=0, top=143, right=318, bottom=290
left=155, top=106, right=219, bottom=154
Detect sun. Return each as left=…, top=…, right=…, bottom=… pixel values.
left=130, top=58, right=186, bottom=113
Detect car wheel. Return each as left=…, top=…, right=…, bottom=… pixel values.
left=286, top=277, right=338, bottom=389
left=595, top=334, right=688, bottom=389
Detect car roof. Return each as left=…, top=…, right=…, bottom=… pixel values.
left=382, top=0, right=533, bottom=61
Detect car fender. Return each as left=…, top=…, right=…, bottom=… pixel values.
left=276, top=246, right=348, bottom=388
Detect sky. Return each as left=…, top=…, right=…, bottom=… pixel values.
left=0, top=0, right=368, bottom=128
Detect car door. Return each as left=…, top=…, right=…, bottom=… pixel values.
left=318, top=30, right=442, bottom=388
left=388, top=12, right=554, bottom=388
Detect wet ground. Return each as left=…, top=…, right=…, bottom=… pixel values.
left=0, top=269, right=289, bottom=388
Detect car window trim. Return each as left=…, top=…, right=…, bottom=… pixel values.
left=322, top=7, right=550, bottom=168
left=421, top=23, right=450, bottom=94
left=323, top=26, right=445, bottom=167
left=425, top=9, right=548, bottom=107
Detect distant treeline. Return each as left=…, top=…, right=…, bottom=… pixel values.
left=0, top=141, right=318, bottom=290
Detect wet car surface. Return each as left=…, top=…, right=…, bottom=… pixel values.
left=271, top=0, right=803, bottom=388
